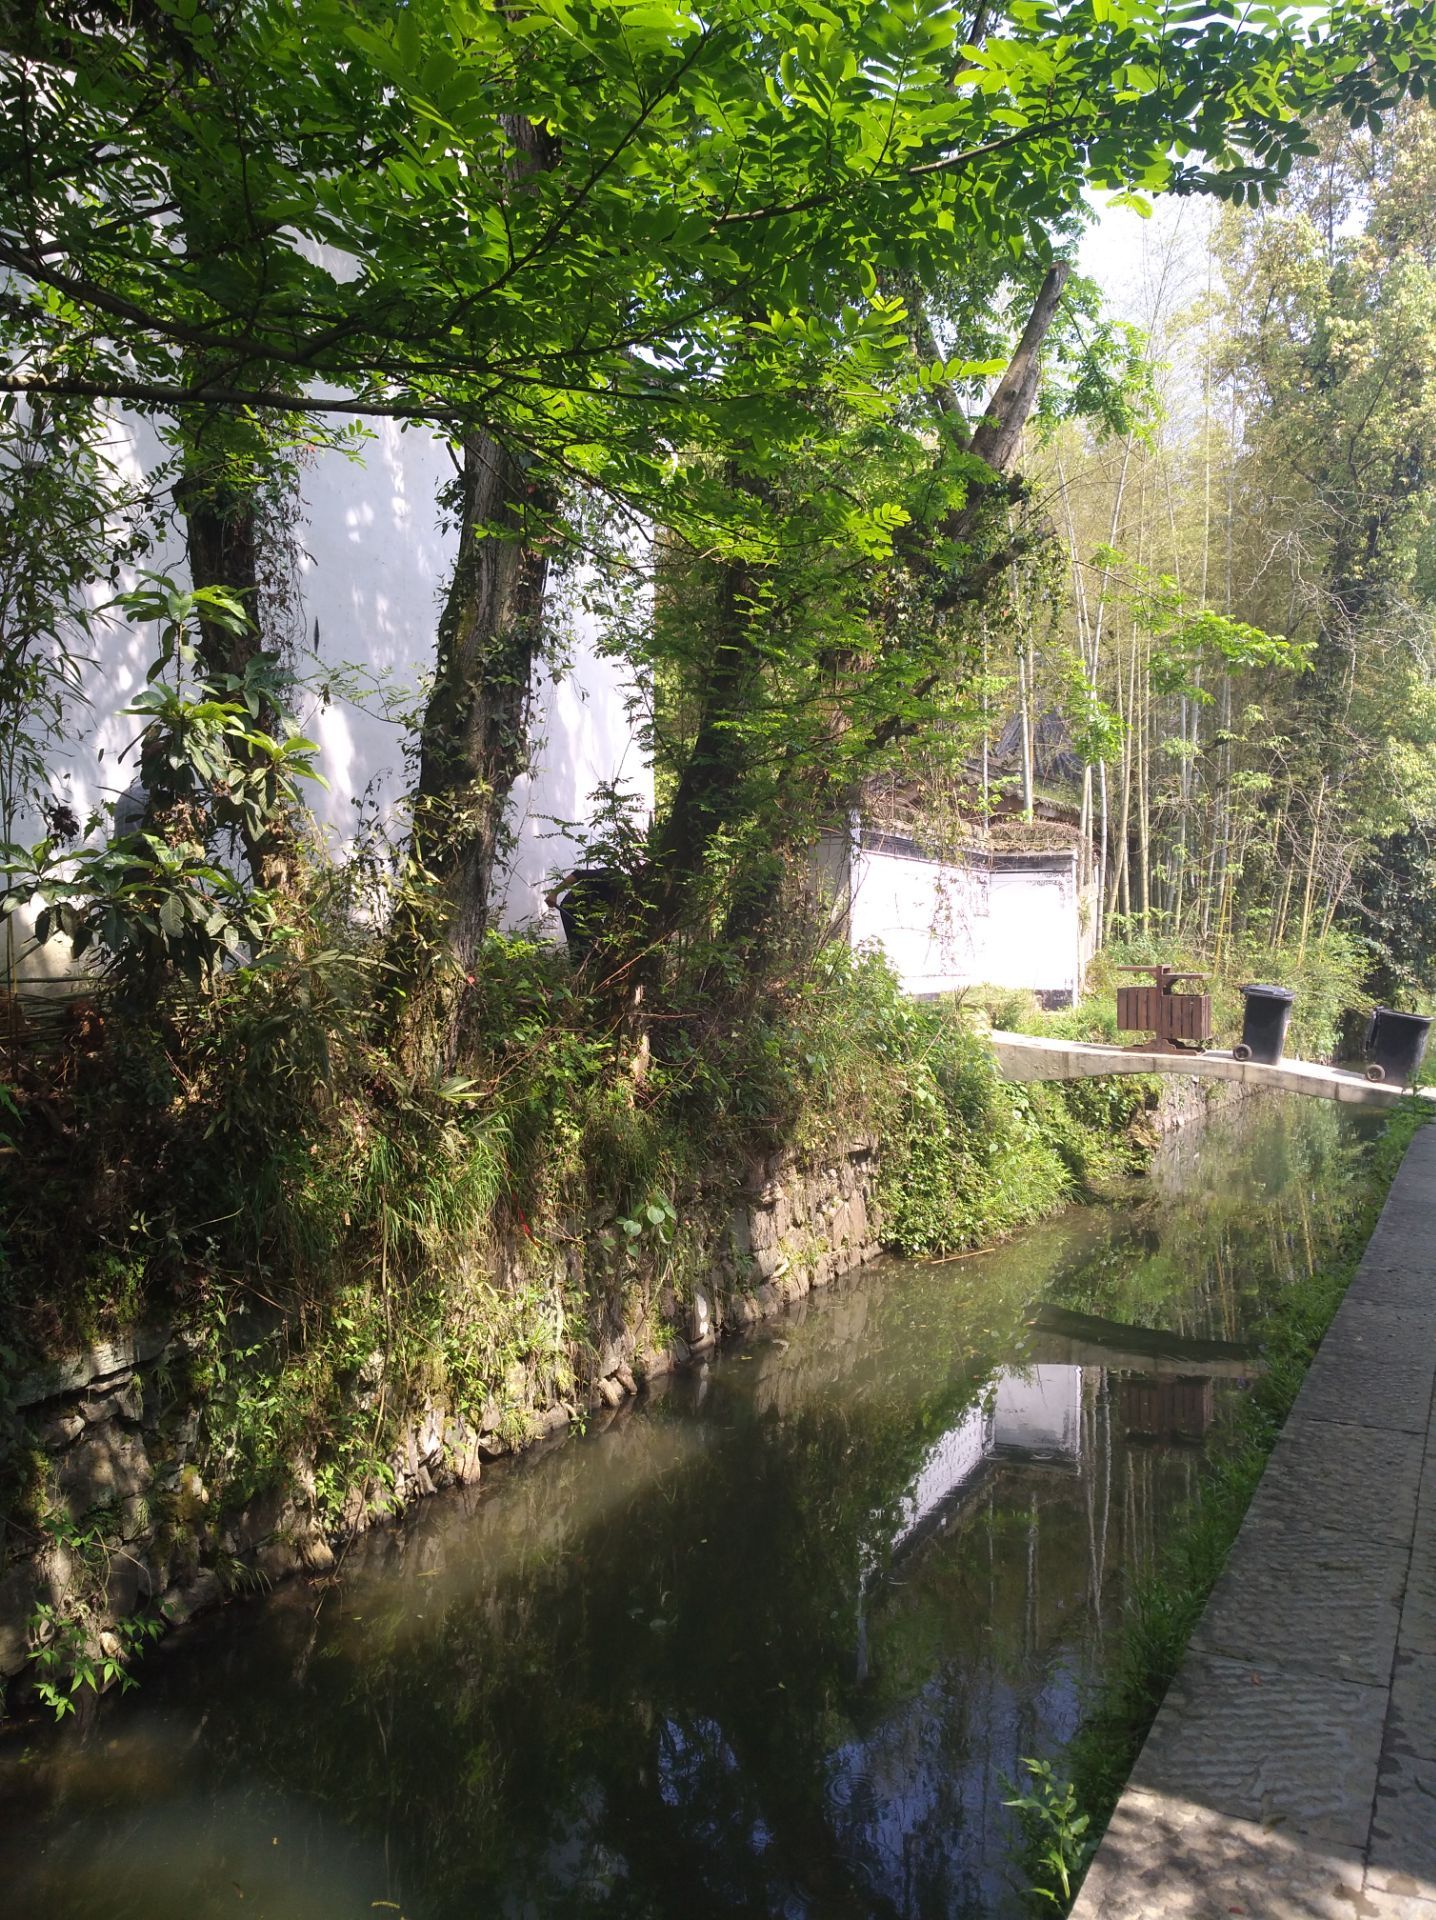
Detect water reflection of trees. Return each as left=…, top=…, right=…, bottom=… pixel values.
left=1045, top=1097, right=1379, bottom=1339
left=0, top=1100, right=1379, bottom=1920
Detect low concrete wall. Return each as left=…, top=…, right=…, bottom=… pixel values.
left=992, top=1029, right=1436, bottom=1110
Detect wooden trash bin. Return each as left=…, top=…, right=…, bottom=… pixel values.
left=1114, top=964, right=1212, bottom=1054
left=1119, top=1375, right=1215, bottom=1443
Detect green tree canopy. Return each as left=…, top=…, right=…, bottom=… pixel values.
left=4, top=0, right=1433, bottom=499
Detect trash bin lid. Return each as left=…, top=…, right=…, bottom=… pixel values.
left=1372, top=1005, right=1433, bottom=1027
left=1240, top=983, right=1294, bottom=1001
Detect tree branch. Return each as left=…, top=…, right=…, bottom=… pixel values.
left=0, top=371, right=457, bottom=420
left=967, top=261, right=1071, bottom=474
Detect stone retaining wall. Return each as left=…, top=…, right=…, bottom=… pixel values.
left=0, top=1136, right=882, bottom=1704
left=1, top=1072, right=1210, bottom=1711
left=1147, top=1071, right=1248, bottom=1136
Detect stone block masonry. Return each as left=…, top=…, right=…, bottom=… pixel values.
left=1071, top=1119, right=1436, bottom=1920
left=0, top=1137, right=882, bottom=1704
left=0, top=1069, right=1210, bottom=1712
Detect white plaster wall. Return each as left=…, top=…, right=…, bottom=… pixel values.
left=846, top=844, right=1083, bottom=1001
left=289, top=421, right=455, bottom=848
left=809, top=826, right=856, bottom=943
left=5, top=416, right=651, bottom=984
left=986, top=863, right=1081, bottom=999
left=496, top=583, right=651, bottom=936
left=992, top=1366, right=1083, bottom=1462
left=846, top=846, right=987, bottom=997
left=290, top=426, right=652, bottom=935
left=18, top=412, right=189, bottom=841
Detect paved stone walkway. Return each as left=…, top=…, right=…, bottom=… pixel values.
left=1071, top=1118, right=1436, bottom=1920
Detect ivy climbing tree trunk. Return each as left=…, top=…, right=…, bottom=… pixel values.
left=394, top=117, right=560, bottom=1076
left=172, top=147, right=301, bottom=896
left=180, top=460, right=260, bottom=680
left=637, top=265, right=1073, bottom=978
left=415, top=430, right=555, bottom=962
left=392, top=429, right=556, bottom=1075
left=646, top=534, right=761, bottom=942
left=174, top=415, right=303, bottom=897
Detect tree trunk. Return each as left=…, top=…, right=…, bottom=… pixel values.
left=177, top=419, right=298, bottom=894
left=172, top=147, right=299, bottom=895
left=644, top=266, right=1073, bottom=963
left=646, top=545, right=761, bottom=939
left=966, top=265, right=1070, bottom=478
left=394, top=117, right=560, bottom=1073
left=413, top=430, right=555, bottom=970
left=1297, top=777, right=1328, bottom=962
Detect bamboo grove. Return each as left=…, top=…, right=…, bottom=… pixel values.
left=1025, top=103, right=1436, bottom=999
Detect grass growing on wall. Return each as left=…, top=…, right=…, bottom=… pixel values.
left=0, top=934, right=1162, bottom=1556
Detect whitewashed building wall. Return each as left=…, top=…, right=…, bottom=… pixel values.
left=5, top=416, right=651, bottom=984
left=830, top=827, right=1095, bottom=1006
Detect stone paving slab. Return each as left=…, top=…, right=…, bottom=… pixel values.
left=1329, top=1284, right=1436, bottom=1326
left=1129, top=1653, right=1388, bottom=1847
left=1325, top=1300, right=1436, bottom=1364
left=1386, top=1653, right=1436, bottom=1762
left=1347, top=1263, right=1436, bottom=1309
left=1072, top=1788, right=1365, bottom=1920
left=1358, top=1892, right=1436, bottom=1917
left=1398, top=1515, right=1436, bottom=1657
left=1246, top=1419, right=1424, bottom=1548
left=1190, top=1518, right=1405, bottom=1685
left=1289, top=1351, right=1434, bottom=1434
left=1071, top=1118, right=1436, bottom=1919
left=990, top=1030, right=1435, bottom=1110
left=1369, top=1745, right=1436, bottom=1894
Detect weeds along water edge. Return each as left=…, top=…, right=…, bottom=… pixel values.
left=1006, top=1101, right=1431, bottom=1914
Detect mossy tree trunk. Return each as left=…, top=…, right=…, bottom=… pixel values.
left=394, top=430, right=556, bottom=1076
left=392, top=118, right=560, bottom=1077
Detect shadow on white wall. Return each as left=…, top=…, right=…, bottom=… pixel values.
left=6, top=416, right=653, bottom=983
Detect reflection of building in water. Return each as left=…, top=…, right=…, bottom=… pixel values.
left=992, top=1366, right=1083, bottom=1464
left=893, top=1365, right=1083, bottom=1550
left=1119, top=1375, right=1215, bottom=1443
left=892, top=1400, right=995, bottom=1551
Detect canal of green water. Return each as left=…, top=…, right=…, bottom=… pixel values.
left=0, top=1096, right=1387, bottom=1919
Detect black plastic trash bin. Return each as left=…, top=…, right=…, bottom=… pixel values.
left=1362, top=1007, right=1432, bottom=1086
left=1233, top=983, right=1295, bottom=1065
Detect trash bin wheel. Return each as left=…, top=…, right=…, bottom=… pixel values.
left=1232, top=1043, right=1253, bottom=1061
left=1366, top=1064, right=1387, bottom=1082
